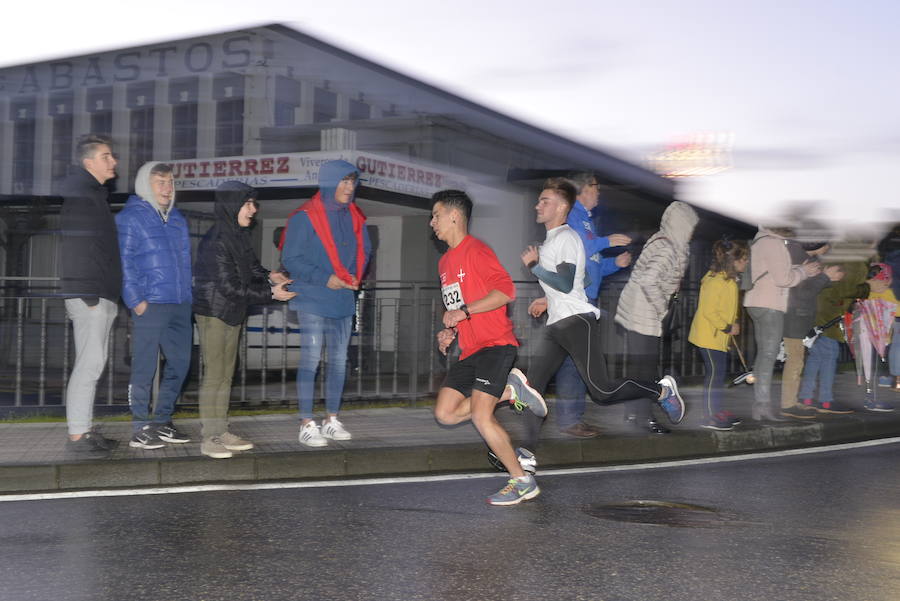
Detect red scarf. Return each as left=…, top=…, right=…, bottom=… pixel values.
left=278, top=192, right=367, bottom=286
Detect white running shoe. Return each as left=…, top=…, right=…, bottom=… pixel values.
left=321, top=417, right=352, bottom=440
left=299, top=421, right=328, bottom=447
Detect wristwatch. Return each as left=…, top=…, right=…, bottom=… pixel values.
left=460, top=304, right=471, bottom=319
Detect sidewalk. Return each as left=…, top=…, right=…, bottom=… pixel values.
left=1, top=372, right=898, bottom=493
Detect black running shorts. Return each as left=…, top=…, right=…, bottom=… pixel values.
left=443, top=344, right=517, bottom=399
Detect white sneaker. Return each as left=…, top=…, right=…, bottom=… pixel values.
left=321, top=417, right=352, bottom=440
left=299, top=421, right=328, bottom=447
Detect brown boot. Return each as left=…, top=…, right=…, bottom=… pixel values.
left=559, top=422, right=601, bottom=438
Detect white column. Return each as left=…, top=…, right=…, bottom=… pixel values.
left=72, top=87, right=89, bottom=146
left=0, top=98, right=11, bottom=194
left=111, top=83, right=129, bottom=193
left=33, top=94, right=52, bottom=196
left=243, top=68, right=270, bottom=156
left=197, top=73, right=215, bottom=158
left=153, top=79, right=172, bottom=160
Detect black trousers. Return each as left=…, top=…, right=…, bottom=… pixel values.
left=522, top=313, right=660, bottom=449
left=622, top=328, right=661, bottom=421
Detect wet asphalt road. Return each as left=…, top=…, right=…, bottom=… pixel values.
left=1, top=442, right=898, bottom=601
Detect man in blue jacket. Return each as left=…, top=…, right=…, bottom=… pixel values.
left=280, top=160, right=372, bottom=446
left=116, top=162, right=193, bottom=449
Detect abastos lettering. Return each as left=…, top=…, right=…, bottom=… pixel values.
left=0, top=35, right=255, bottom=94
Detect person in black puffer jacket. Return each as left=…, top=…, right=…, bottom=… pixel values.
left=193, top=181, right=295, bottom=458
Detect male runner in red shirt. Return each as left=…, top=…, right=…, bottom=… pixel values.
left=430, top=189, right=546, bottom=506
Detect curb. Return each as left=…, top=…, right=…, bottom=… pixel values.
left=2, top=416, right=898, bottom=494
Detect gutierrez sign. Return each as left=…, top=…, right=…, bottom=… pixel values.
left=169, top=151, right=466, bottom=198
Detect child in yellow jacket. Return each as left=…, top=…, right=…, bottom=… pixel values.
left=689, top=240, right=749, bottom=430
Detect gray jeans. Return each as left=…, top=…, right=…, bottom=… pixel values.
left=747, top=306, right=784, bottom=407
left=64, top=298, right=118, bottom=436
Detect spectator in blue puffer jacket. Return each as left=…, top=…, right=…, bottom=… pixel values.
left=116, top=162, right=193, bottom=450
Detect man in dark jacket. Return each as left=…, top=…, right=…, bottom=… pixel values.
left=116, top=162, right=193, bottom=449
left=193, top=181, right=295, bottom=459
left=60, top=134, right=121, bottom=454
left=280, top=160, right=372, bottom=446
left=781, top=241, right=846, bottom=418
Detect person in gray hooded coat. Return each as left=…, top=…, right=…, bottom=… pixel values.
left=614, top=201, right=699, bottom=432
left=192, top=181, right=295, bottom=459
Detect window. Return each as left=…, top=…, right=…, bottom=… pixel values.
left=11, top=98, right=36, bottom=195
left=169, top=77, right=198, bottom=159
left=129, top=107, right=155, bottom=178
left=349, top=98, right=370, bottom=121
left=172, top=104, right=198, bottom=159
left=313, top=87, right=337, bottom=124
left=274, top=76, right=302, bottom=127
left=215, top=99, right=243, bottom=157
left=214, top=73, right=245, bottom=157
left=87, top=87, right=113, bottom=137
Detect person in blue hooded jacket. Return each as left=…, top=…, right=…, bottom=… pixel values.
left=280, top=160, right=372, bottom=446
left=116, top=162, right=193, bottom=450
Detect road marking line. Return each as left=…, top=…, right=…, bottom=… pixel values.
left=2, top=436, right=898, bottom=503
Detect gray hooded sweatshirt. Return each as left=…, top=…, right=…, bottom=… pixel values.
left=614, top=201, right=699, bottom=337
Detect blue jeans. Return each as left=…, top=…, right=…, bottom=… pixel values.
left=296, top=311, right=352, bottom=419
left=554, top=356, right=587, bottom=429
left=798, top=336, right=840, bottom=403
left=890, top=319, right=900, bottom=376
left=697, top=346, right=727, bottom=419
left=128, top=302, right=193, bottom=432
left=747, top=306, right=784, bottom=407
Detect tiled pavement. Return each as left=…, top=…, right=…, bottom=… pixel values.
left=0, top=372, right=898, bottom=493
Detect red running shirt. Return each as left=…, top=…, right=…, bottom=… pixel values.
left=438, top=235, right=518, bottom=359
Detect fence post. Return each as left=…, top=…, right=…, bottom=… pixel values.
left=408, top=283, right=421, bottom=406
left=15, top=298, right=24, bottom=407
left=39, top=298, right=47, bottom=406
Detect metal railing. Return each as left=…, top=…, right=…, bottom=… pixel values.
left=0, top=276, right=769, bottom=412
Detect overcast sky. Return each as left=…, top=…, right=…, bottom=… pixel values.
left=5, top=0, right=898, bottom=231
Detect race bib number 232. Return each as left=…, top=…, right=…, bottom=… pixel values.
left=441, top=282, right=464, bottom=311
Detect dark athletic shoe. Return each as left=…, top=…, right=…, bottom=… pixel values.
left=156, top=423, right=191, bottom=444
left=505, top=368, right=547, bottom=418
left=700, top=416, right=734, bottom=431
left=129, top=425, right=165, bottom=450
left=781, top=404, right=817, bottom=419
left=815, top=400, right=854, bottom=414
left=863, top=398, right=895, bottom=412
left=66, top=431, right=114, bottom=455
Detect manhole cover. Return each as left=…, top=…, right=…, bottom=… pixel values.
left=584, top=500, right=728, bottom=528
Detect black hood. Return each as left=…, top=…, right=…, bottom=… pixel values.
left=215, top=180, right=256, bottom=231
